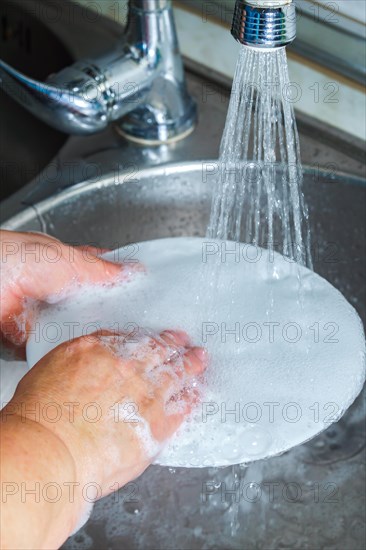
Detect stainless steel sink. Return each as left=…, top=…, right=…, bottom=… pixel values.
left=0, top=0, right=125, bottom=203
left=2, top=162, right=366, bottom=550
left=0, top=1, right=365, bottom=549
left=0, top=0, right=72, bottom=200
left=3, top=161, right=366, bottom=318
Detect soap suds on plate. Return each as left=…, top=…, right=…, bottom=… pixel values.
left=26, top=237, right=366, bottom=467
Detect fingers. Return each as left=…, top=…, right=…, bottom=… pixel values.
left=0, top=299, right=39, bottom=348
left=114, top=330, right=192, bottom=373
left=1, top=231, right=146, bottom=346
left=74, top=245, right=111, bottom=257
left=70, top=249, right=137, bottom=285
left=159, top=330, right=191, bottom=348
left=182, top=347, right=207, bottom=376
left=104, top=329, right=207, bottom=381
left=95, top=329, right=207, bottom=404
left=88, top=330, right=192, bottom=381
left=153, top=345, right=208, bottom=406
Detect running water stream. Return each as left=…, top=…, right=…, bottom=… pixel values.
left=205, top=46, right=313, bottom=535
left=207, top=46, right=313, bottom=269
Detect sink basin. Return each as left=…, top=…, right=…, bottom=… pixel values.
left=2, top=161, right=365, bottom=549
left=4, top=162, right=365, bottom=319
left=1, top=1, right=365, bottom=548
left=0, top=0, right=73, bottom=200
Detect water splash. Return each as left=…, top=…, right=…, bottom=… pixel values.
left=207, top=47, right=313, bottom=269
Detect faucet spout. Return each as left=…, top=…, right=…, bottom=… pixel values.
left=0, top=59, right=111, bottom=135
left=0, top=0, right=196, bottom=142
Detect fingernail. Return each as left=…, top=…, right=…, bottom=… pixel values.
left=161, top=330, right=190, bottom=347
left=191, top=347, right=208, bottom=366
left=183, top=348, right=207, bottom=375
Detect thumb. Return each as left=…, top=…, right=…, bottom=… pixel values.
left=69, top=246, right=144, bottom=286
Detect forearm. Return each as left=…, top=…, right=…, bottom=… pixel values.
left=1, top=413, right=84, bottom=550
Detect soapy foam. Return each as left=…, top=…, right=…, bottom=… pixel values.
left=70, top=502, right=94, bottom=536
left=133, top=415, right=162, bottom=459
left=109, top=398, right=162, bottom=458
left=26, top=238, right=366, bottom=467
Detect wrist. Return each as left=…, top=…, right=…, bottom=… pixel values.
left=1, top=410, right=87, bottom=547
left=4, top=385, right=141, bottom=496
left=4, top=390, right=103, bottom=488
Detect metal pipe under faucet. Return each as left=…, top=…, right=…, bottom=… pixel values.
left=231, top=0, right=296, bottom=49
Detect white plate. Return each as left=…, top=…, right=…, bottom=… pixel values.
left=27, top=238, right=366, bottom=467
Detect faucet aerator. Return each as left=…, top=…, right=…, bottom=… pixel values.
left=231, top=0, right=296, bottom=49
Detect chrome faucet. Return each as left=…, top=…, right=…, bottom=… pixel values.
left=231, top=0, right=296, bottom=49
left=0, top=0, right=196, bottom=143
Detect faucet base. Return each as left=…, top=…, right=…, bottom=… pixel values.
left=115, top=100, right=197, bottom=145
left=115, top=124, right=195, bottom=145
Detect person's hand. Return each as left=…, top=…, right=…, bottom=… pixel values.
left=0, top=230, right=130, bottom=347
left=1, top=329, right=207, bottom=547
left=6, top=329, right=206, bottom=494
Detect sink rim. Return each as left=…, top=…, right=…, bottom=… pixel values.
left=2, top=160, right=365, bottom=231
